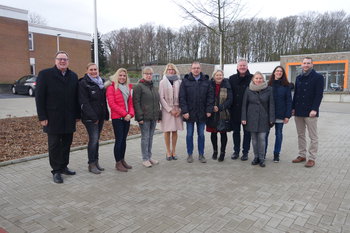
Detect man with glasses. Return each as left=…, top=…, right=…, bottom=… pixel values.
left=35, top=51, right=80, bottom=183
left=179, top=62, right=214, bottom=163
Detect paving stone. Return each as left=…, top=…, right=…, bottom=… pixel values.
left=1, top=103, right=350, bottom=232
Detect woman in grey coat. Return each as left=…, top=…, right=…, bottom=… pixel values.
left=241, top=71, right=275, bottom=167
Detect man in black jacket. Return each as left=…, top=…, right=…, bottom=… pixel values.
left=35, top=51, right=80, bottom=183
left=179, top=62, right=214, bottom=163
left=229, top=59, right=253, bottom=161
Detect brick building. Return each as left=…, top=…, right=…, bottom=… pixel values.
left=0, top=5, right=91, bottom=84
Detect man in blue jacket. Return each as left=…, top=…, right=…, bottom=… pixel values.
left=292, top=57, right=324, bottom=168
left=179, top=62, right=214, bottom=163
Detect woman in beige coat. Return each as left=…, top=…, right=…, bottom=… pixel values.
left=159, top=63, right=183, bottom=161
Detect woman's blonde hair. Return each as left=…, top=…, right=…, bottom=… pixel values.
left=163, top=63, right=180, bottom=75
left=110, top=68, right=129, bottom=89
left=211, top=69, right=224, bottom=79
left=253, top=71, right=266, bottom=81
left=86, top=62, right=97, bottom=70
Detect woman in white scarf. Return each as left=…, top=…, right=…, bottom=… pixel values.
left=159, top=63, right=183, bottom=161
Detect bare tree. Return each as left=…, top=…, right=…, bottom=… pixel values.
left=175, top=0, right=245, bottom=69
left=28, top=12, right=47, bottom=25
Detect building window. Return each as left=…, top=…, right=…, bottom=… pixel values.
left=29, top=33, right=34, bottom=51
left=288, top=62, right=346, bottom=91
left=30, top=58, right=35, bottom=75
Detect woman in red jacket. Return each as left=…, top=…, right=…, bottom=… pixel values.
left=106, top=68, right=135, bottom=172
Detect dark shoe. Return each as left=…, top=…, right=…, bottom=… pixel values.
left=187, top=155, right=194, bottom=163
left=121, top=160, right=133, bottom=169
left=172, top=155, right=178, bottom=160
left=231, top=152, right=239, bottom=160
left=199, top=155, right=207, bottom=163
left=212, top=151, right=218, bottom=160
left=62, top=168, right=76, bottom=175
left=251, top=159, right=259, bottom=165
left=96, top=160, right=105, bottom=171
left=305, top=160, right=315, bottom=168
left=53, top=173, right=63, bottom=183
left=88, top=163, right=101, bottom=174
left=166, top=155, right=172, bottom=161
left=241, top=154, right=248, bottom=161
left=259, top=162, right=266, bottom=167
left=116, top=161, right=128, bottom=172
left=273, top=154, right=280, bottom=163
left=218, top=152, right=225, bottom=162
left=292, top=156, right=306, bottom=163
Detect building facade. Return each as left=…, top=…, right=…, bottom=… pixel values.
left=281, top=52, right=350, bottom=91
left=0, top=5, right=91, bottom=84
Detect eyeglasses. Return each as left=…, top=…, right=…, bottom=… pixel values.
left=56, top=58, right=69, bottom=62
left=144, top=73, right=153, bottom=76
left=167, top=69, right=175, bottom=71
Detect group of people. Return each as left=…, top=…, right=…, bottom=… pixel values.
left=35, top=51, right=324, bottom=184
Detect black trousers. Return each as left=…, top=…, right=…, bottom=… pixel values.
left=48, top=133, right=73, bottom=174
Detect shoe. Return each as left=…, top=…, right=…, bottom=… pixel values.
left=231, top=152, right=239, bottom=160
left=292, top=156, right=306, bottom=163
left=273, top=154, right=280, bottom=163
left=259, top=162, right=266, bottom=167
left=172, top=155, right=178, bottom=160
left=187, top=155, right=194, bottom=163
left=95, top=160, right=105, bottom=171
left=150, top=159, right=159, bottom=165
left=218, top=152, right=225, bottom=162
left=251, top=159, right=259, bottom=165
left=199, top=155, right=207, bottom=163
left=305, top=160, right=315, bottom=168
left=62, top=168, right=76, bottom=175
left=53, top=173, right=63, bottom=183
left=116, top=161, right=128, bottom=172
left=121, top=160, right=132, bottom=169
left=89, top=163, right=101, bottom=174
left=241, top=154, right=248, bottom=161
left=166, top=155, right=172, bottom=161
left=143, top=160, right=152, bottom=168
left=212, top=151, right=218, bottom=160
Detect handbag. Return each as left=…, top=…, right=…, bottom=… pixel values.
left=216, top=109, right=232, bottom=132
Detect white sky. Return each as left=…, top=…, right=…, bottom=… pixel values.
left=2, top=0, right=350, bottom=34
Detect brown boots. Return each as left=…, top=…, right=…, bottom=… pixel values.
left=115, top=160, right=132, bottom=172
left=89, top=162, right=101, bottom=174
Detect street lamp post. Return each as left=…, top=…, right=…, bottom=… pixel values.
left=93, top=0, right=99, bottom=67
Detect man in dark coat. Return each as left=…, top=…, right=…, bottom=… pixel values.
left=229, top=58, right=253, bottom=161
left=292, top=57, right=324, bottom=168
left=35, top=51, right=80, bottom=183
left=179, top=62, right=214, bottom=163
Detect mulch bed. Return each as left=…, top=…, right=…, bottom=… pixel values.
left=0, top=116, right=140, bottom=162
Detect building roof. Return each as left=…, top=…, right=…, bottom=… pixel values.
left=29, top=23, right=91, bottom=41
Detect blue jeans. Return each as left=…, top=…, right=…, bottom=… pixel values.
left=112, top=119, right=130, bottom=162
left=265, top=123, right=284, bottom=155
left=186, top=122, right=205, bottom=156
left=232, top=122, right=251, bottom=154
left=83, top=120, right=104, bottom=164
left=139, top=120, right=157, bottom=161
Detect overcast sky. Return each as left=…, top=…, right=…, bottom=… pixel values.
left=2, top=0, right=350, bottom=35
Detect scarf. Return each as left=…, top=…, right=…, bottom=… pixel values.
left=249, top=81, right=268, bottom=91
left=88, top=74, right=104, bottom=89
left=118, top=84, right=130, bottom=112
left=302, top=68, right=313, bottom=77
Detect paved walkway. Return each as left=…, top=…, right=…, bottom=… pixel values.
left=1, top=102, right=350, bottom=232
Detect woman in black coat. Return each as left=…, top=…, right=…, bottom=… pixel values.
left=78, top=63, right=109, bottom=174
left=206, top=70, right=233, bottom=162
left=241, top=71, right=275, bottom=167
left=266, top=66, right=292, bottom=162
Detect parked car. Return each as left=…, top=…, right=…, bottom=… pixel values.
left=11, top=75, right=37, bottom=96
left=330, top=83, right=342, bottom=91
